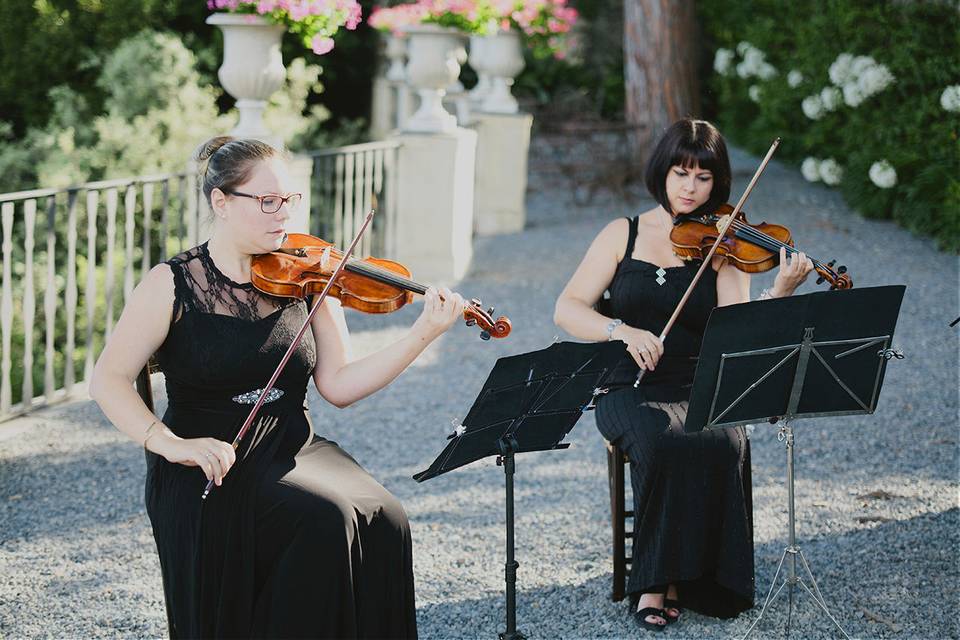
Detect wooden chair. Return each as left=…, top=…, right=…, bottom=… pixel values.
left=134, top=358, right=160, bottom=414
left=605, top=439, right=632, bottom=602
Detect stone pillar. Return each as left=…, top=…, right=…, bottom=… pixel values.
left=396, top=83, right=417, bottom=130
left=391, top=128, right=477, bottom=283
left=473, top=112, right=533, bottom=235
left=287, top=155, right=313, bottom=234
left=370, top=75, right=394, bottom=139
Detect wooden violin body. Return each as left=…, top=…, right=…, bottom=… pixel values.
left=670, top=204, right=853, bottom=290
left=251, top=233, right=512, bottom=339
left=252, top=234, right=414, bottom=313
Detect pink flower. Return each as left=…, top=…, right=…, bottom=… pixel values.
left=345, top=3, right=362, bottom=29
left=256, top=0, right=280, bottom=14
left=311, top=35, right=335, bottom=54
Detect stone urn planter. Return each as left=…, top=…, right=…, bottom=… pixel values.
left=207, top=13, right=286, bottom=140
left=481, top=29, right=525, bottom=114
left=384, top=32, right=408, bottom=83
left=468, top=34, right=493, bottom=107
left=402, top=25, right=467, bottom=133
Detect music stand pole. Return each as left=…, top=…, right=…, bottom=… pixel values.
left=412, top=340, right=629, bottom=639
left=741, top=328, right=851, bottom=640
left=497, top=437, right=525, bottom=640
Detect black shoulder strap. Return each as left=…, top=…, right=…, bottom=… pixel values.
left=624, top=216, right=639, bottom=260
left=166, top=249, right=200, bottom=321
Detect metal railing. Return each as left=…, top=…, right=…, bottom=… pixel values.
left=306, top=139, right=401, bottom=259
left=0, top=173, right=201, bottom=420
left=0, top=138, right=403, bottom=422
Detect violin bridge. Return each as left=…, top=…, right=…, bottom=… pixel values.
left=320, top=246, right=331, bottom=270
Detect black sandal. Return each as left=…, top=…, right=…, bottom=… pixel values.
left=663, top=598, right=683, bottom=624
left=634, top=607, right=668, bottom=632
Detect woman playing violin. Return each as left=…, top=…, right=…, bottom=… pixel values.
left=89, top=136, right=465, bottom=638
left=554, top=119, right=813, bottom=630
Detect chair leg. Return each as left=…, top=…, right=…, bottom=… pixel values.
left=135, top=364, right=155, bottom=414
left=607, top=441, right=627, bottom=602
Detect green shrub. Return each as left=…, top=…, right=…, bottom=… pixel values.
left=0, top=1, right=213, bottom=136
left=0, top=29, right=339, bottom=193
left=700, top=0, right=960, bottom=251
left=511, top=0, right=624, bottom=120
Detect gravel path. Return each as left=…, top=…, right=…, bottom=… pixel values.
left=1, top=135, right=957, bottom=639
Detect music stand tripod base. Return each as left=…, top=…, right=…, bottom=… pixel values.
left=740, top=419, right=850, bottom=640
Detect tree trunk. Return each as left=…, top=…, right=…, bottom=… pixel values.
left=623, top=0, right=700, bottom=167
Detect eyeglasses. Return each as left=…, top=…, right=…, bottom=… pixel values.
left=225, top=190, right=303, bottom=214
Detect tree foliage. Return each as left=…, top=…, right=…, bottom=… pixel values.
left=700, top=0, right=960, bottom=251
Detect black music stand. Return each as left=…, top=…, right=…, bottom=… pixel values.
left=415, top=340, right=625, bottom=640
left=683, top=285, right=906, bottom=639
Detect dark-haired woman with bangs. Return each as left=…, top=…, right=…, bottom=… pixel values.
left=555, top=119, right=813, bottom=631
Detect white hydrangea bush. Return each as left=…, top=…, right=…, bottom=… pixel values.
left=801, top=95, right=824, bottom=120
left=714, top=48, right=735, bottom=76
left=731, top=41, right=777, bottom=80
left=940, top=85, right=960, bottom=112
left=801, top=158, right=821, bottom=182
left=828, top=53, right=895, bottom=107
left=868, top=160, right=897, bottom=189
left=818, top=158, right=844, bottom=186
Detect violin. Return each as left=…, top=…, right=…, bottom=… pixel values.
left=250, top=233, right=512, bottom=340
left=670, top=203, right=853, bottom=290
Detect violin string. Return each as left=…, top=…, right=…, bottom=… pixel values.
left=719, top=218, right=831, bottom=273
left=344, top=259, right=428, bottom=294
left=339, top=259, right=487, bottom=319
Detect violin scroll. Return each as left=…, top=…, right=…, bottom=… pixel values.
left=464, top=298, right=512, bottom=340
left=816, top=259, right=853, bottom=290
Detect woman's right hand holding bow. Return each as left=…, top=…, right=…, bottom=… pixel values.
left=150, top=431, right=237, bottom=487
left=611, top=324, right=664, bottom=371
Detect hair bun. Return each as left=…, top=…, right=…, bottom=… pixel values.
left=194, top=135, right=235, bottom=164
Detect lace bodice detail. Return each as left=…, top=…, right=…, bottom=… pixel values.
left=168, top=242, right=298, bottom=322
left=154, top=243, right=316, bottom=403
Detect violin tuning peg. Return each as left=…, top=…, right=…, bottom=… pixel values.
left=827, top=259, right=836, bottom=268
left=816, top=276, right=825, bottom=285
left=480, top=331, right=491, bottom=341
left=837, top=265, right=847, bottom=274
left=486, top=307, right=495, bottom=316
left=465, top=318, right=477, bottom=327
left=470, top=298, right=482, bottom=307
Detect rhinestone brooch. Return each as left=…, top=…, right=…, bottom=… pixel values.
left=655, top=267, right=667, bottom=286
left=232, top=388, right=285, bottom=404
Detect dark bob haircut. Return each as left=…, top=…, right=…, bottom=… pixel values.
left=644, top=118, right=731, bottom=216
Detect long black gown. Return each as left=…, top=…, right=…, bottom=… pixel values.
left=595, top=216, right=754, bottom=619
left=145, top=243, right=417, bottom=638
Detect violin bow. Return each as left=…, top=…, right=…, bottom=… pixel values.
left=202, top=210, right=376, bottom=500
left=633, top=138, right=781, bottom=388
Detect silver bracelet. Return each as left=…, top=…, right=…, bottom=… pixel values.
left=142, top=419, right=161, bottom=450
left=605, top=318, right=623, bottom=341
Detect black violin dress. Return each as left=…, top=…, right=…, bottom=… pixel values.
left=145, top=243, right=417, bottom=638
left=595, top=217, right=754, bottom=618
